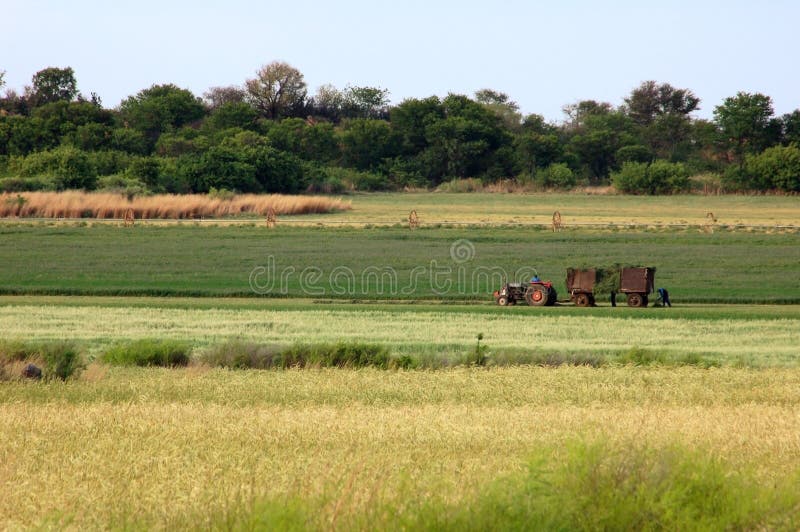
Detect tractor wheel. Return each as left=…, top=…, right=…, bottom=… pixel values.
left=627, top=293, right=645, bottom=307
left=497, top=295, right=509, bottom=306
left=525, top=286, right=549, bottom=306
left=546, top=288, right=558, bottom=306
left=575, top=293, right=591, bottom=307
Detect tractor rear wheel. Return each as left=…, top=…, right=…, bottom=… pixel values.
left=575, top=293, right=591, bottom=307
left=627, top=293, right=645, bottom=307
left=526, top=286, right=549, bottom=306
left=497, top=295, right=509, bottom=306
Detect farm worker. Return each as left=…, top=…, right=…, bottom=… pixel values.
left=531, top=274, right=541, bottom=282
left=657, top=288, right=672, bottom=307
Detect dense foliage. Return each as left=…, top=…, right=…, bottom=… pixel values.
left=1, top=64, right=798, bottom=194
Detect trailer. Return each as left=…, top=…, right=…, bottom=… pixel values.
left=566, top=266, right=655, bottom=307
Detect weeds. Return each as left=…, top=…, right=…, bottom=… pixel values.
left=101, top=339, right=191, bottom=367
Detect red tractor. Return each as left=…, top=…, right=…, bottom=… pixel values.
left=494, top=279, right=558, bottom=307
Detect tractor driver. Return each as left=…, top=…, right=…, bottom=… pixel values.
left=531, top=274, right=541, bottom=283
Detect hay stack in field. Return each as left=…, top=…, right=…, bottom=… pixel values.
left=0, top=191, right=352, bottom=219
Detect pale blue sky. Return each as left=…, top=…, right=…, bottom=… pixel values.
left=2, top=0, right=798, bottom=122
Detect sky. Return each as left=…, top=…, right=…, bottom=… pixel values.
left=2, top=0, right=798, bottom=123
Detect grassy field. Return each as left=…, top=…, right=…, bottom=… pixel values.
left=2, top=193, right=800, bottom=528
left=299, top=192, right=800, bottom=226
left=1, top=297, right=799, bottom=367
left=0, top=366, right=798, bottom=529
left=0, top=224, right=798, bottom=302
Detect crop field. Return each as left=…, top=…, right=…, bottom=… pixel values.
left=0, top=224, right=798, bottom=302
left=1, top=192, right=800, bottom=529
left=309, top=192, right=800, bottom=227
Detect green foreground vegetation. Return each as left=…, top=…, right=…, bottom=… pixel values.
left=0, top=223, right=798, bottom=302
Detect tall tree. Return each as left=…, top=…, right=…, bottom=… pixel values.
left=623, top=81, right=699, bottom=126
left=475, top=89, right=522, bottom=131
left=245, top=61, right=307, bottom=120
left=203, top=85, right=247, bottom=110
left=342, top=85, right=390, bottom=119
left=119, top=84, right=206, bottom=147
left=30, top=67, right=79, bottom=106
left=714, top=92, right=779, bottom=165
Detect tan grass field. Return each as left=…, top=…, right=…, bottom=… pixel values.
left=0, top=191, right=351, bottom=219
left=1, top=366, right=799, bottom=529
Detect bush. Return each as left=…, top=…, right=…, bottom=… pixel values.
left=611, top=160, right=690, bottom=195
left=534, top=162, right=577, bottom=190
left=0, top=340, right=83, bottom=380
left=199, top=341, right=391, bottom=369
left=7, top=145, right=97, bottom=190
left=96, top=174, right=149, bottom=198
left=435, top=178, right=484, bottom=193
left=745, top=144, right=800, bottom=192
left=102, top=339, right=191, bottom=367
left=0, top=176, right=54, bottom=192
left=200, top=341, right=287, bottom=369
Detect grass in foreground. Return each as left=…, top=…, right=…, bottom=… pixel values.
left=1, top=366, right=799, bottom=529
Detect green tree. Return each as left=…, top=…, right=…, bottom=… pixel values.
left=343, top=85, right=390, bottom=119
left=624, top=81, right=700, bottom=126
left=390, top=96, right=444, bottom=155
left=30, top=67, right=79, bottom=106
left=118, top=84, right=206, bottom=148
left=205, top=102, right=259, bottom=131
left=714, top=92, right=779, bottom=166
left=341, top=119, right=399, bottom=170
left=245, top=61, right=307, bottom=120
left=267, top=118, right=340, bottom=163
left=475, top=89, right=522, bottom=131
left=781, top=110, right=800, bottom=145
left=202, top=85, right=247, bottom=110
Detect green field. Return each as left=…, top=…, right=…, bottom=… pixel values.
left=2, top=193, right=800, bottom=529
left=0, top=224, right=798, bottom=302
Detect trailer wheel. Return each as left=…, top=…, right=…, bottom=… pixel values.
left=575, top=293, right=591, bottom=307
left=497, top=295, right=509, bottom=306
left=525, top=286, right=549, bottom=306
left=627, top=293, right=645, bottom=307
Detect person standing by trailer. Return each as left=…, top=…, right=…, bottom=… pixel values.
left=657, top=287, right=672, bottom=307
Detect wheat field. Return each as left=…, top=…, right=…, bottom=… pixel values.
left=1, top=366, right=799, bottom=529
left=0, top=191, right=351, bottom=219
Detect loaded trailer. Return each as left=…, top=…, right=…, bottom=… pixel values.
left=566, top=266, right=655, bottom=307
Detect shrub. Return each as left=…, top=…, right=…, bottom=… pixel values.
left=40, top=342, right=83, bottom=380
left=199, top=341, right=391, bottom=369
left=435, top=178, right=484, bottom=193
left=611, top=160, right=690, bottom=195
left=102, top=339, right=191, bottom=367
left=744, top=144, right=800, bottom=192
left=0, top=340, right=83, bottom=380
left=200, top=340, right=284, bottom=369
left=534, top=162, right=577, bottom=190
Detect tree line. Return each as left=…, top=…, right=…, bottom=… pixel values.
left=0, top=63, right=798, bottom=195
